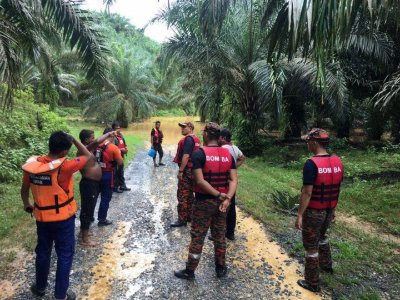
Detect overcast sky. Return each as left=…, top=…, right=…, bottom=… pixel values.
left=83, top=0, right=175, bottom=43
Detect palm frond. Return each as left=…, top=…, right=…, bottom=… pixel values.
left=41, top=0, right=109, bottom=82
left=374, top=69, right=400, bottom=108
left=345, top=32, right=394, bottom=66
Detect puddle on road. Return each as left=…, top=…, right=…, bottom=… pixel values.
left=121, top=116, right=205, bottom=146
left=82, top=222, right=155, bottom=300
left=233, top=209, right=322, bottom=300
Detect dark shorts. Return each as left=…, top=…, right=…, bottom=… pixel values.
left=79, top=178, right=100, bottom=230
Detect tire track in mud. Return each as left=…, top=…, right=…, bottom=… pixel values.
left=9, top=148, right=326, bottom=299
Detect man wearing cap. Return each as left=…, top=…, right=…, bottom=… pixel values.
left=174, top=122, right=237, bottom=280
left=171, top=122, right=201, bottom=227
left=150, top=120, right=164, bottom=167
left=296, top=128, right=344, bottom=292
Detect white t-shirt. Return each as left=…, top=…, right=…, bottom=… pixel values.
left=222, top=144, right=243, bottom=163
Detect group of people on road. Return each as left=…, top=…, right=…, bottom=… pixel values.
left=152, top=120, right=245, bottom=279
left=167, top=121, right=343, bottom=295
left=21, top=115, right=343, bottom=299
left=21, top=121, right=130, bottom=300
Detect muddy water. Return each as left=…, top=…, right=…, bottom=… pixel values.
left=122, top=116, right=205, bottom=146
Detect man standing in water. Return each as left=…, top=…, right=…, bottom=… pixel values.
left=78, top=129, right=115, bottom=246
left=171, top=122, right=201, bottom=227
left=174, top=122, right=237, bottom=279
left=296, top=128, right=344, bottom=292
left=151, top=120, right=165, bottom=167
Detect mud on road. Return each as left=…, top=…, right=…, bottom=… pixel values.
left=7, top=148, right=326, bottom=300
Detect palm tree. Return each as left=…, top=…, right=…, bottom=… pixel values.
left=0, top=0, right=108, bottom=109
left=84, top=45, right=165, bottom=126
left=158, top=0, right=351, bottom=152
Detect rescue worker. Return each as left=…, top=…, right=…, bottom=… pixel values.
left=174, top=122, right=238, bottom=280
left=296, top=128, right=344, bottom=292
left=219, top=128, right=245, bottom=240
left=21, top=131, right=92, bottom=300
left=78, top=129, right=115, bottom=246
left=96, top=127, right=123, bottom=226
left=112, top=121, right=131, bottom=193
left=150, top=120, right=165, bottom=167
left=171, top=122, right=201, bottom=227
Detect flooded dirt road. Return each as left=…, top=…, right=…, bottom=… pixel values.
left=8, top=142, right=325, bottom=300
left=6, top=117, right=326, bottom=299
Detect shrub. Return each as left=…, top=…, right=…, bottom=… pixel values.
left=270, top=191, right=299, bottom=215
left=0, top=89, right=68, bottom=183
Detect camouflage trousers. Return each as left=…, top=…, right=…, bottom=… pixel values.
left=177, top=168, right=194, bottom=223
left=186, top=198, right=227, bottom=271
left=302, top=208, right=334, bottom=286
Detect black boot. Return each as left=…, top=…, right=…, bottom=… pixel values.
left=113, top=187, right=123, bottom=193
left=215, top=264, right=227, bottom=278
left=30, top=284, right=45, bottom=297
left=98, top=219, right=113, bottom=226
left=297, top=279, right=321, bottom=292
left=225, top=232, right=235, bottom=241
left=174, top=269, right=195, bottom=280
left=66, top=290, right=76, bottom=300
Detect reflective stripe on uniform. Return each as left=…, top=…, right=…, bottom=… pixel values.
left=305, top=251, right=319, bottom=258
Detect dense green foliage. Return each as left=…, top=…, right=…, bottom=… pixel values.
left=81, top=13, right=167, bottom=124
left=157, top=0, right=400, bottom=153
left=0, top=0, right=108, bottom=109
left=0, top=89, right=68, bottom=182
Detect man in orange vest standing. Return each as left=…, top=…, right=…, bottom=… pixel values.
left=78, top=129, right=115, bottom=246
left=151, top=120, right=165, bottom=167
left=111, top=121, right=131, bottom=193
left=21, top=131, right=92, bottom=300
left=296, top=128, right=344, bottom=292
left=174, top=122, right=237, bottom=280
left=171, top=122, right=201, bottom=227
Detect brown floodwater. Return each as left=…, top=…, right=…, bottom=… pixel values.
left=121, top=116, right=206, bottom=146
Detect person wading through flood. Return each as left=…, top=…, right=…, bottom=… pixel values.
left=112, top=121, right=131, bottom=193
left=171, top=122, right=201, bottom=227
left=96, top=128, right=123, bottom=226
left=21, top=131, right=92, bottom=300
left=174, top=122, right=238, bottom=280
left=296, top=128, right=344, bottom=292
left=77, top=129, right=115, bottom=247
left=151, top=120, right=165, bottom=167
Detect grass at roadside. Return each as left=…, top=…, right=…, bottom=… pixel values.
left=237, top=144, right=400, bottom=299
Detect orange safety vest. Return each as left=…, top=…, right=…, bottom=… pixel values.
left=22, top=156, right=77, bottom=222
left=95, top=142, right=114, bottom=171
